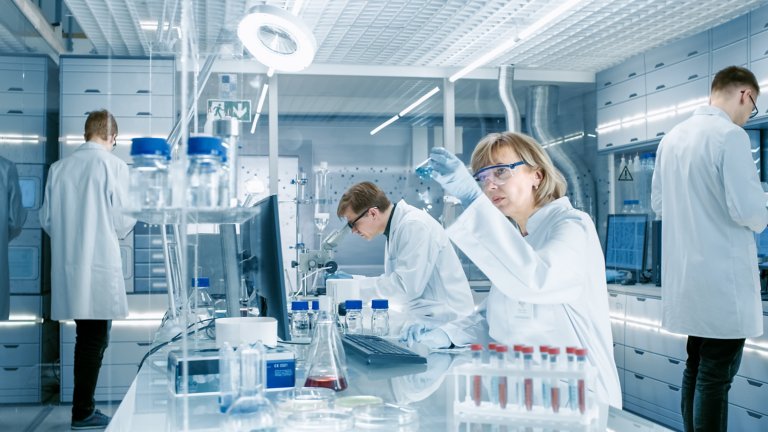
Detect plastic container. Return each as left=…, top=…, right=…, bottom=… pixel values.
left=129, top=137, right=171, bottom=209
left=187, top=136, right=223, bottom=208
left=370, top=299, right=390, bottom=337
left=291, top=301, right=311, bottom=340
left=344, top=300, right=364, bottom=334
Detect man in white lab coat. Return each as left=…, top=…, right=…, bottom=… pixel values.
left=651, top=66, right=768, bottom=431
left=40, top=110, right=135, bottom=430
left=0, top=156, right=27, bottom=320
left=336, top=181, right=473, bottom=334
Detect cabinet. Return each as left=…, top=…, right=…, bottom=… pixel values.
left=596, top=97, right=647, bottom=151
left=644, top=32, right=709, bottom=73
left=8, top=229, right=42, bottom=294
left=645, top=78, right=708, bottom=140
left=712, top=14, right=748, bottom=49
left=0, top=295, right=46, bottom=403
left=596, top=55, right=645, bottom=90
left=712, top=40, right=748, bottom=74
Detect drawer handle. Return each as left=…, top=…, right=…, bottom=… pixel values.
left=655, top=62, right=665, bottom=69
left=668, top=359, right=680, bottom=365
left=84, top=89, right=101, bottom=93
left=604, top=101, right=612, bottom=106
left=764, top=49, right=768, bottom=56
left=603, top=81, right=612, bottom=87
left=688, top=74, right=699, bottom=80
left=6, top=110, right=23, bottom=114
left=3, top=367, right=18, bottom=371
left=634, top=374, right=644, bottom=380
left=136, top=90, right=150, bottom=94
left=668, top=385, right=680, bottom=392
left=746, top=379, right=764, bottom=387
left=634, top=349, right=645, bottom=355
left=7, top=87, right=23, bottom=92
left=656, top=132, right=665, bottom=137
left=687, top=50, right=698, bottom=57
left=136, top=112, right=151, bottom=116
left=629, top=93, right=638, bottom=98
left=628, top=72, right=637, bottom=78
left=630, top=137, right=638, bottom=142
left=610, top=293, right=618, bottom=297
left=747, top=411, right=763, bottom=419
left=3, top=344, right=19, bottom=349
left=656, top=84, right=666, bottom=90
left=636, top=297, right=646, bottom=302
left=606, top=143, right=614, bottom=147
left=136, top=342, right=152, bottom=347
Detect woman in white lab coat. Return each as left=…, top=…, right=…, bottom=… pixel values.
left=427, top=132, right=622, bottom=409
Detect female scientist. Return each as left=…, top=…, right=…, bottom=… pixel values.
left=424, top=132, right=621, bottom=408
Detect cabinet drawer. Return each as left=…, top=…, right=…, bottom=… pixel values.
left=60, top=319, right=159, bottom=343
left=9, top=229, right=42, bottom=294
left=0, top=343, right=39, bottom=366
left=0, top=388, right=40, bottom=403
left=0, top=69, right=45, bottom=94
left=624, top=346, right=684, bottom=385
left=0, top=365, right=39, bottom=389
left=596, top=97, right=647, bottom=150
left=624, top=372, right=682, bottom=415
left=753, top=4, right=768, bottom=35
left=135, top=249, right=166, bottom=263
left=596, top=54, right=645, bottom=89
left=60, top=115, right=173, bottom=138
left=745, top=315, right=768, bottom=346
left=135, top=263, right=166, bottom=278
left=596, top=75, right=645, bottom=108
left=712, top=40, right=748, bottom=74
left=712, top=14, right=747, bottom=49
left=611, top=320, right=624, bottom=345
left=624, top=323, right=686, bottom=360
left=645, top=32, right=708, bottom=72
left=738, top=346, right=768, bottom=383
left=61, top=341, right=151, bottom=366
left=613, top=342, right=625, bottom=369
left=63, top=71, right=174, bottom=96
left=607, top=292, right=626, bottom=317
left=646, top=78, right=709, bottom=139
left=617, top=367, right=625, bottom=393
left=731, top=376, right=768, bottom=415
left=0, top=92, right=46, bottom=116
left=752, top=29, right=768, bottom=62
left=134, top=278, right=169, bottom=294
left=62, top=364, right=137, bottom=389
left=645, top=54, right=708, bottom=94
left=624, top=296, right=661, bottom=323
left=134, top=234, right=169, bottom=249
left=728, top=403, right=768, bottom=430
left=61, top=93, right=174, bottom=118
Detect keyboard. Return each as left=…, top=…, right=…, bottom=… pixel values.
left=341, top=334, right=427, bottom=365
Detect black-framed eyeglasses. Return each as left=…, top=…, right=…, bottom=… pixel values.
left=347, top=207, right=376, bottom=229
left=741, top=90, right=759, bottom=119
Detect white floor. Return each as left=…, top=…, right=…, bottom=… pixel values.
left=0, top=403, right=118, bottom=432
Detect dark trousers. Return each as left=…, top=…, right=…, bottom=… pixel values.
left=72, top=320, right=111, bottom=421
left=681, top=335, right=745, bottom=432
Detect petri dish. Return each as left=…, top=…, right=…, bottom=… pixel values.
left=335, top=395, right=383, bottom=411
left=272, top=387, right=336, bottom=415
left=283, top=409, right=353, bottom=431
left=353, top=403, right=419, bottom=430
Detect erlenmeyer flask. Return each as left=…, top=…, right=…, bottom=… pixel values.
left=225, top=343, right=278, bottom=431
left=304, top=296, right=348, bottom=391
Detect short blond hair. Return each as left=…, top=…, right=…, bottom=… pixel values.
left=471, top=132, right=567, bottom=207
left=84, top=109, right=118, bottom=142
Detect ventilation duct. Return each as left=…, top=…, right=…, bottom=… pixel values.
left=498, top=65, right=521, bottom=133
left=526, top=85, right=596, bottom=219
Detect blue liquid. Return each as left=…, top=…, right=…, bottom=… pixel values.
left=415, top=165, right=433, bottom=180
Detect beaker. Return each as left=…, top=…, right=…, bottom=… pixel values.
left=415, top=158, right=434, bottom=180
left=353, top=403, right=419, bottom=431
left=304, top=297, right=349, bottom=391
left=225, top=343, right=277, bottom=431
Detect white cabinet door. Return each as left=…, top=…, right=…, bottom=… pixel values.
left=645, top=54, right=708, bottom=95
left=712, top=14, right=747, bottom=49
left=624, top=346, right=684, bottom=385
left=712, top=40, right=748, bottom=74
left=596, top=54, right=645, bottom=89
left=645, top=32, right=709, bottom=72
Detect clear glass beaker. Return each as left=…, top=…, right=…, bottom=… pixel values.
left=283, top=410, right=353, bottom=431
left=304, top=297, right=349, bottom=391
left=353, top=403, right=419, bottom=431
left=414, top=158, right=433, bottom=180
left=272, top=387, right=336, bottom=416
left=225, top=343, right=277, bottom=431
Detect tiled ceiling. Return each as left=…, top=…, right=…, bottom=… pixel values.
left=57, top=0, right=768, bottom=73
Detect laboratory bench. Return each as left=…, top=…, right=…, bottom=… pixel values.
left=105, top=329, right=671, bottom=432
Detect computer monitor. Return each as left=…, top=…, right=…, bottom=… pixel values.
left=756, top=228, right=768, bottom=261
left=605, top=214, right=648, bottom=278
left=241, top=195, right=291, bottom=341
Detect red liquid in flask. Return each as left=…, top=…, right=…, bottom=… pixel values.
left=305, top=375, right=348, bottom=391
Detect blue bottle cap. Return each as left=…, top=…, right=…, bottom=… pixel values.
left=191, top=277, right=210, bottom=288
left=188, top=136, right=223, bottom=156
left=371, top=299, right=388, bottom=309
left=130, top=137, right=169, bottom=157
left=291, top=300, right=308, bottom=311
left=311, top=300, right=319, bottom=310
left=345, top=299, right=363, bottom=310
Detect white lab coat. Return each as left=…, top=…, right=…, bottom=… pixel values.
left=0, top=156, right=27, bottom=320
left=40, top=142, right=136, bottom=320
left=651, top=106, right=768, bottom=339
left=445, top=196, right=622, bottom=409
left=358, top=200, right=474, bottom=332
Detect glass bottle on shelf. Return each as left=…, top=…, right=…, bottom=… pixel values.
left=129, top=137, right=171, bottom=209
left=305, top=297, right=348, bottom=391
left=187, top=136, right=223, bottom=208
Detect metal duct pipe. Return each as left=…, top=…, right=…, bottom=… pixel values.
left=526, top=85, right=596, bottom=219
left=499, top=65, right=522, bottom=133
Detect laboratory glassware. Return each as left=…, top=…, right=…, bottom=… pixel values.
left=488, top=343, right=498, bottom=405
left=291, top=301, right=311, bottom=340
left=370, top=299, right=390, bottom=337
left=549, top=347, right=561, bottom=413
left=344, top=300, right=363, bottom=334
left=540, top=345, right=550, bottom=410
left=522, top=346, right=534, bottom=411
left=187, top=136, right=223, bottom=208
left=129, top=137, right=171, bottom=209
left=314, top=162, right=331, bottom=241
left=575, top=348, right=588, bottom=414
left=470, top=344, right=483, bottom=406
left=218, top=342, right=238, bottom=413
left=352, top=403, right=419, bottom=431
left=305, top=297, right=349, bottom=391
left=496, top=345, right=508, bottom=409
left=189, top=277, right=214, bottom=327
left=415, top=158, right=433, bottom=180
left=225, top=343, right=277, bottom=431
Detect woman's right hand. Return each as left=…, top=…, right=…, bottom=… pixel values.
left=429, top=147, right=482, bottom=207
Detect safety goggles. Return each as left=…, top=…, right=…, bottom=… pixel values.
left=473, top=161, right=527, bottom=186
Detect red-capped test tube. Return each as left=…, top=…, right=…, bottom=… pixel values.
left=513, top=344, right=525, bottom=407
left=488, top=343, right=498, bottom=404
left=540, top=345, right=550, bottom=409
left=470, top=344, right=483, bottom=406
left=566, top=346, right=577, bottom=411
left=496, top=345, right=509, bottom=409
left=522, top=346, right=534, bottom=411
left=549, top=347, right=561, bottom=413
left=575, top=348, right=588, bottom=414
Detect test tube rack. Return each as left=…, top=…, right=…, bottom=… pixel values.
left=452, top=362, right=598, bottom=428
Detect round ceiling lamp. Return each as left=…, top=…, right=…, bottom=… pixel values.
left=237, top=5, right=317, bottom=72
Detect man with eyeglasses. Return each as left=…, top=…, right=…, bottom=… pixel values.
left=336, top=181, right=473, bottom=340
left=651, top=66, right=768, bottom=431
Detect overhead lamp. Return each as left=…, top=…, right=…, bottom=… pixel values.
left=449, top=0, right=584, bottom=82
left=237, top=5, right=317, bottom=72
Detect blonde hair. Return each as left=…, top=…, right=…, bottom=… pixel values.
left=471, top=132, right=567, bottom=207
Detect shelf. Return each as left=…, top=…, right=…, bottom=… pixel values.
left=123, top=207, right=260, bottom=225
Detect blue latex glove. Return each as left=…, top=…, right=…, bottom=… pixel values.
left=429, top=147, right=482, bottom=208
left=400, top=323, right=428, bottom=347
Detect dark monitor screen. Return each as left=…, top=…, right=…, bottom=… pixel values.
left=756, top=228, right=768, bottom=259
left=241, top=195, right=291, bottom=341
left=605, top=213, right=648, bottom=272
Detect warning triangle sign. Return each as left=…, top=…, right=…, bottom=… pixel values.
left=618, top=166, right=633, bottom=181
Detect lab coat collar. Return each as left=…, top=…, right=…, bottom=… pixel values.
left=694, top=105, right=731, bottom=123
left=525, top=196, right=573, bottom=235
left=78, top=141, right=109, bottom=152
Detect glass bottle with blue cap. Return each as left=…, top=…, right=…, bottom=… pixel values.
left=187, top=136, right=223, bottom=208
left=290, top=300, right=310, bottom=340
left=129, top=137, right=171, bottom=209
left=345, top=299, right=363, bottom=334
left=370, top=299, right=390, bottom=337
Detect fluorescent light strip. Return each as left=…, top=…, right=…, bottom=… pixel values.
left=256, top=84, right=269, bottom=113
left=250, top=113, right=261, bottom=134
left=370, top=115, right=400, bottom=136
left=449, top=0, right=584, bottom=82
left=399, top=86, right=440, bottom=117
left=291, top=0, right=305, bottom=15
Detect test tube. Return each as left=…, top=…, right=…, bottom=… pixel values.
left=496, top=345, right=509, bottom=409
left=488, top=343, right=498, bottom=404
left=539, top=345, right=550, bottom=410
left=549, top=347, right=561, bottom=413
left=513, top=344, right=524, bottom=408
left=575, top=348, right=588, bottom=414
left=470, top=344, right=483, bottom=406
left=522, top=346, right=534, bottom=411
left=566, top=346, right=577, bottom=411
